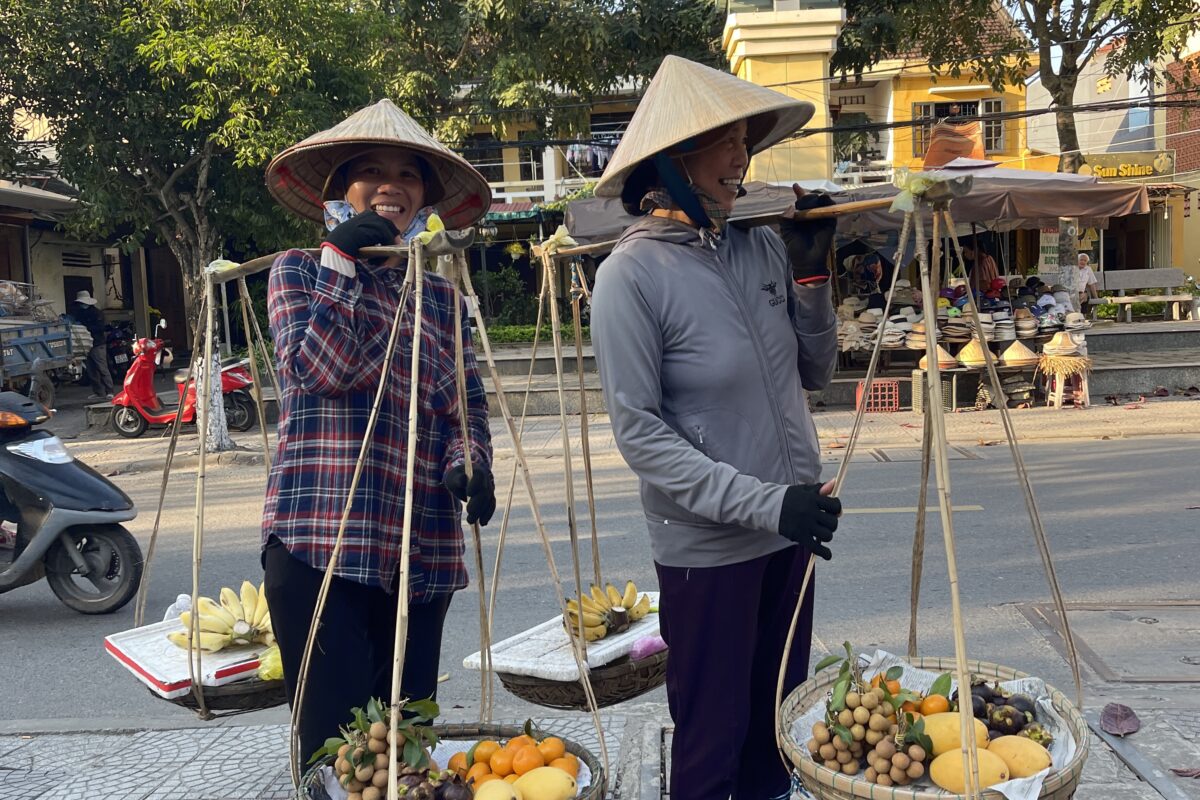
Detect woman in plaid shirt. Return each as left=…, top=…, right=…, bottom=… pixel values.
left=260, top=99, right=496, bottom=760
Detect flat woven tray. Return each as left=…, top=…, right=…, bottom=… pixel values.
left=779, top=656, right=1089, bottom=800
left=497, top=649, right=668, bottom=710
left=165, top=677, right=287, bottom=712
left=300, top=722, right=606, bottom=800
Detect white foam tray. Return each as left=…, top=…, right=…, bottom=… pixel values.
left=463, top=593, right=660, bottom=682
left=104, top=619, right=268, bottom=699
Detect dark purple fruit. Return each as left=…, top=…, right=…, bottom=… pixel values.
left=1007, top=694, right=1036, bottom=716
left=989, top=705, right=1024, bottom=736
left=971, top=694, right=987, bottom=718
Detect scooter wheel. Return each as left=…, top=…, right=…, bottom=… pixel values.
left=111, top=405, right=147, bottom=438
left=224, top=392, right=257, bottom=432
left=44, top=524, right=144, bottom=614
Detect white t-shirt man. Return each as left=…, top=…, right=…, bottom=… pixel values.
left=1077, top=253, right=1099, bottom=304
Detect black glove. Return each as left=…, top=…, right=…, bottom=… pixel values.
left=778, top=483, right=841, bottom=560
left=323, top=211, right=399, bottom=260
left=779, top=190, right=837, bottom=285
left=444, top=464, right=496, bottom=526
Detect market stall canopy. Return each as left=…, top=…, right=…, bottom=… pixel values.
left=565, top=180, right=843, bottom=245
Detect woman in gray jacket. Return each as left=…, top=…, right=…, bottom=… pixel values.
left=590, top=56, right=844, bottom=800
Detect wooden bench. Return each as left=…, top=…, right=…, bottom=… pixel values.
left=1088, top=268, right=1195, bottom=322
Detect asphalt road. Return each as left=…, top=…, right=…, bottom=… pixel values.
left=1, top=436, right=1197, bottom=730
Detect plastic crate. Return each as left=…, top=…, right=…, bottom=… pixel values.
left=855, top=378, right=900, bottom=413
left=911, top=369, right=958, bottom=413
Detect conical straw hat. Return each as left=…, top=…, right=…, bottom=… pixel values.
left=957, top=339, right=987, bottom=366
left=1000, top=340, right=1038, bottom=365
left=266, top=99, right=492, bottom=229
left=919, top=345, right=957, bottom=370
left=594, top=56, right=814, bottom=209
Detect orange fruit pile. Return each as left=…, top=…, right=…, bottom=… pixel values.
left=447, top=735, right=580, bottom=790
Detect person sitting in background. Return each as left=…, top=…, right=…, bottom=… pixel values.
left=72, top=290, right=113, bottom=400
left=1077, top=253, right=1099, bottom=307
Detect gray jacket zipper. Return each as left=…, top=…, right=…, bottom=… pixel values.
left=710, top=244, right=798, bottom=481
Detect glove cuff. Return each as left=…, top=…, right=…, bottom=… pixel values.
left=794, top=275, right=829, bottom=286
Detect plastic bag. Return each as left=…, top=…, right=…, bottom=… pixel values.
left=162, top=594, right=192, bottom=623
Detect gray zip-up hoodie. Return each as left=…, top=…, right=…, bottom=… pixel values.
left=590, top=215, right=838, bottom=568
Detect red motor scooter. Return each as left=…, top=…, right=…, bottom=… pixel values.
left=110, top=319, right=258, bottom=438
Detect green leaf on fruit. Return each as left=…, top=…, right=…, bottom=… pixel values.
left=885, top=665, right=904, bottom=682
left=367, top=697, right=385, bottom=724
left=352, top=705, right=369, bottom=733
left=403, top=737, right=423, bottom=767
left=406, top=698, right=439, bottom=722
left=830, top=676, right=849, bottom=711
left=466, top=741, right=480, bottom=766
left=832, top=723, right=853, bottom=744
left=929, top=672, right=953, bottom=698
left=307, top=736, right=347, bottom=765
left=814, top=654, right=843, bottom=672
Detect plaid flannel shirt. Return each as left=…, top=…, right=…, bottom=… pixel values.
left=261, top=249, right=491, bottom=599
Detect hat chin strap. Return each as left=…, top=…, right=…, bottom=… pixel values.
left=652, top=151, right=714, bottom=232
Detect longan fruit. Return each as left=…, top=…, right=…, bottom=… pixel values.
left=868, top=714, right=889, bottom=732
left=890, top=766, right=907, bottom=784
left=852, top=706, right=870, bottom=725
left=367, top=737, right=388, bottom=754
left=824, top=758, right=841, bottom=771
left=813, top=723, right=831, bottom=744
left=908, top=744, right=926, bottom=763
left=876, top=739, right=897, bottom=759
left=907, top=762, right=925, bottom=780
left=806, top=738, right=820, bottom=756
left=832, top=736, right=849, bottom=752
left=850, top=724, right=866, bottom=741
left=819, top=743, right=837, bottom=761
left=836, top=750, right=852, bottom=765
left=838, top=709, right=855, bottom=727
left=865, top=766, right=878, bottom=782
left=845, top=692, right=861, bottom=709
left=861, top=692, right=880, bottom=710
left=877, top=773, right=893, bottom=787
left=842, top=759, right=860, bottom=776
left=865, top=729, right=884, bottom=745
left=892, top=752, right=911, bottom=770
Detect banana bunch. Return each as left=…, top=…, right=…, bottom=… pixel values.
left=564, top=581, right=654, bottom=643
left=167, top=581, right=275, bottom=653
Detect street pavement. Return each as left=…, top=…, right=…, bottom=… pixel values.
left=2, top=385, right=1199, bottom=798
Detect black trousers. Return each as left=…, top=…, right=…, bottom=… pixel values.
left=262, top=537, right=452, bottom=762
left=655, top=545, right=815, bottom=800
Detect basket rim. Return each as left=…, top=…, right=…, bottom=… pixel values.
left=496, top=648, right=668, bottom=686
left=779, top=656, right=1090, bottom=800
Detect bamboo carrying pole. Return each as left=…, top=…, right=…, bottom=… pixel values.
left=236, top=279, right=272, bottom=472
left=569, top=261, right=603, bottom=588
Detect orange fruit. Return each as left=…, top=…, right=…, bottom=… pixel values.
left=466, top=762, right=492, bottom=785
left=871, top=674, right=902, bottom=695
left=550, top=755, right=579, bottom=778
left=447, top=752, right=468, bottom=777
left=489, top=748, right=515, bottom=777
left=474, top=774, right=502, bottom=788
left=506, top=734, right=536, bottom=752
left=504, top=774, right=520, bottom=784
left=472, top=740, right=501, bottom=767
left=512, top=745, right=546, bottom=775
left=902, top=695, right=922, bottom=713
left=920, top=694, right=950, bottom=715
left=537, top=736, right=566, bottom=762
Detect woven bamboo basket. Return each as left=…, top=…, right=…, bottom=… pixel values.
left=300, top=722, right=606, bottom=800
left=779, top=657, right=1089, bottom=800
left=165, top=677, right=287, bottom=712
left=497, top=649, right=668, bottom=710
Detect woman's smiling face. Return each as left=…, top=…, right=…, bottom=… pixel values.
left=676, top=119, right=750, bottom=213
left=342, top=147, right=428, bottom=233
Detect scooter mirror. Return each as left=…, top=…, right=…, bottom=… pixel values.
left=157, top=318, right=167, bottom=331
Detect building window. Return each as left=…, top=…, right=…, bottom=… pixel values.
left=911, top=101, right=982, bottom=156
left=982, top=99, right=1003, bottom=152
left=564, top=111, right=633, bottom=178
left=839, top=95, right=867, bottom=106
left=518, top=131, right=542, bottom=183
left=461, top=134, right=505, bottom=183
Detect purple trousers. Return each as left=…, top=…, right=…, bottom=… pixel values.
left=655, top=545, right=815, bottom=800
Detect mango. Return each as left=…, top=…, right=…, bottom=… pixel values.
left=988, top=735, right=1052, bottom=778
left=922, top=711, right=990, bottom=756
left=930, top=748, right=1011, bottom=793
left=512, top=766, right=577, bottom=800
left=475, top=781, right=524, bottom=800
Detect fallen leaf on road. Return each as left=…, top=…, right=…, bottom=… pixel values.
left=1170, top=768, right=1200, bottom=778
left=827, top=442, right=846, bottom=449
left=900, top=423, right=921, bottom=428
left=1100, top=703, right=1141, bottom=736
left=977, top=438, right=1001, bottom=446
left=978, top=421, right=997, bottom=425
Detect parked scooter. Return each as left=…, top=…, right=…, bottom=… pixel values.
left=105, top=320, right=136, bottom=384
left=0, top=391, right=142, bottom=613
left=110, top=320, right=257, bottom=438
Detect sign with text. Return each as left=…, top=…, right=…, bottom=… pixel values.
left=1081, top=151, right=1175, bottom=180
left=1038, top=227, right=1059, bottom=272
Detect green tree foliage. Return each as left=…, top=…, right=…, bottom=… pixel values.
left=833, top=0, right=1200, bottom=172
left=2, top=0, right=723, bottom=324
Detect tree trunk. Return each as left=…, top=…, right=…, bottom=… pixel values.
left=1054, top=108, right=1084, bottom=174
left=1053, top=87, right=1084, bottom=295
left=197, top=352, right=236, bottom=452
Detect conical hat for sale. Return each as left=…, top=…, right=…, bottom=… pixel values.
left=1000, top=340, right=1038, bottom=366
left=594, top=55, right=814, bottom=209
left=957, top=338, right=988, bottom=367
left=266, top=98, right=491, bottom=229
left=919, top=345, right=957, bottom=370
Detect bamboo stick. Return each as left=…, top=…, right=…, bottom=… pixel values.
left=132, top=297, right=207, bottom=629
left=388, top=246, right=425, bottom=800
left=732, top=196, right=897, bottom=229
left=240, top=276, right=282, bottom=403
left=919, top=210, right=982, bottom=800
left=236, top=279, right=272, bottom=472
left=908, top=400, right=932, bottom=659
left=569, top=262, right=602, bottom=589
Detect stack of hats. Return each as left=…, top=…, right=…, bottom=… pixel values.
left=1038, top=311, right=1062, bottom=333
left=992, top=309, right=1016, bottom=341
left=976, top=312, right=996, bottom=342
left=838, top=320, right=865, bottom=351
left=1043, top=331, right=1080, bottom=356
left=941, top=316, right=972, bottom=343
left=957, top=338, right=988, bottom=368
left=838, top=296, right=868, bottom=321
left=1000, top=340, right=1039, bottom=367
left=1014, top=308, right=1038, bottom=338
left=881, top=317, right=909, bottom=348
left=889, top=279, right=918, bottom=306
left=1064, top=312, right=1092, bottom=331
left=1001, top=374, right=1037, bottom=406
left=907, top=321, right=928, bottom=350
left=919, top=345, right=957, bottom=370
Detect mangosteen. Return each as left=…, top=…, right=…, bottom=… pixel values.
left=988, top=727, right=1006, bottom=741
left=436, top=774, right=474, bottom=800
left=989, top=704, right=1024, bottom=736
left=1007, top=693, right=1036, bottom=717
left=1019, top=723, right=1055, bottom=749
left=971, top=694, right=988, bottom=718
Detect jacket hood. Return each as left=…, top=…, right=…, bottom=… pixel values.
left=614, top=215, right=712, bottom=253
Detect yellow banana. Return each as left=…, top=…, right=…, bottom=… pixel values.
left=606, top=583, right=623, bottom=609
left=566, top=608, right=606, bottom=627
left=197, top=597, right=237, bottom=629
left=254, top=611, right=272, bottom=642
left=578, top=593, right=604, bottom=614
left=252, top=581, right=271, bottom=628
left=589, top=585, right=612, bottom=611
left=180, top=610, right=232, bottom=635
left=168, top=630, right=232, bottom=652
left=583, top=624, right=607, bottom=642
left=566, top=598, right=581, bottom=614
left=239, top=581, right=258, bottom=629
left=621, top=580, right=638, bottom=610
left=219, top=587, right=245, bottom=621
left=628, top=594, right=652, bottom=622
